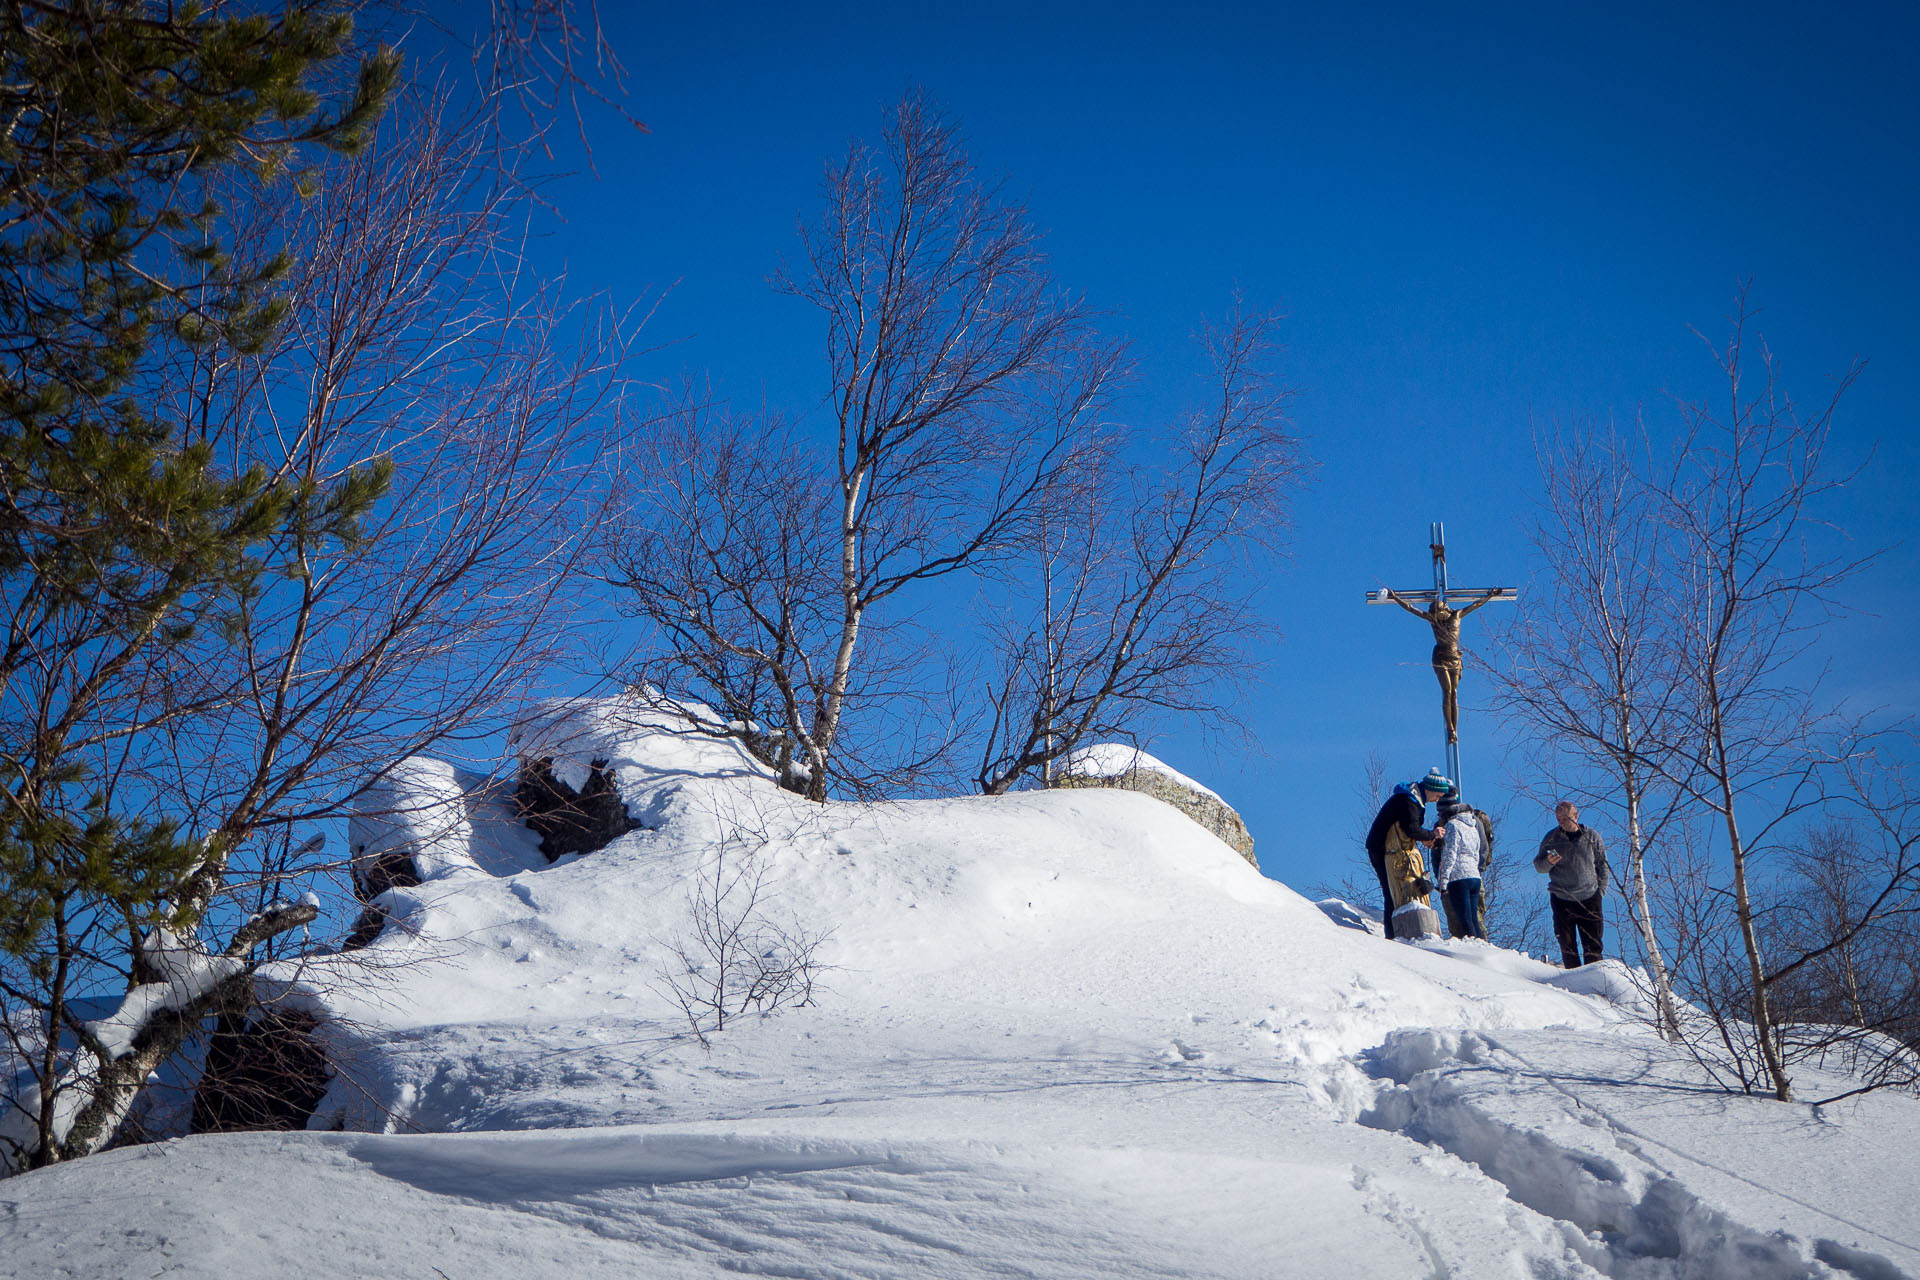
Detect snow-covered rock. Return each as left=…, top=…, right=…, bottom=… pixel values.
left=504, top=694, right=778, bottom=861
left=347, top=755, right=479, bottom=892
left=1055, top=742, right=1257, bottom=866
left=513, top=755, right=641, bottom=862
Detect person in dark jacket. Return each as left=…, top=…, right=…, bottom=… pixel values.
left=1533, top=800, right=1609, bottom=967
left=1364, top=768, right=1451, bottom=940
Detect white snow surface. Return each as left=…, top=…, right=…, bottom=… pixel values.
left=1064, top=741, right=1225, bottom=803
left=507, top=693, right=774, bottom=794
left=347, top=755, right=482, bottom=883
left=5, top=698, right=1917, bottom=1278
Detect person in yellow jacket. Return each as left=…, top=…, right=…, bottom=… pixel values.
left=1362, top=767, right=1452, bottom=938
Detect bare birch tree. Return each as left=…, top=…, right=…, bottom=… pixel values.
left=1493, top=422, right=1687, bottom=1038
left=0, top=0, right=391, bottom=1176
left=972, top=304, right=1301, bottom=794
left=608, top=93, right=1119, bottom=800
left=1759, top=737, right=1920, bottom=1100
left=0, top=47, right=630, bottom=1172
left=1650, top=763, right=1920, bottom=1106
left=1496, top=294, right=1908, bottom=1099
left=154, top=87, right=626, bottom=846
left=1642, top=290, right=1872, bottom=1101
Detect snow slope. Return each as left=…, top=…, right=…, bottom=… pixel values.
left=3, top=699, right=1915, bottom=1279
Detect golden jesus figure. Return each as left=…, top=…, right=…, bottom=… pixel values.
left=1383, top=587, right=1504, bottom=744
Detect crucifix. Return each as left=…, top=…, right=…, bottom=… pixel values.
left=1365, top=522, right=1517, bottom=791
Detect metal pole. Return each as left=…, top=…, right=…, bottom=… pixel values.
left=1432, top=522, right=1457, bottom=790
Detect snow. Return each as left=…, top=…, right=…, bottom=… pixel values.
left=84, top=930, right=247, bottom=1061
left=4, top=696, right=1918, bottom=1279
left=1064, top=741, right=1226, bottom=803
left=507, top=692, right=773, bottom=795
left=347, top=755, right=483, bottom=883
left=1363, top=1027, right=1920, bottom=1278
left=1314, top=895, right=1379, bottom=933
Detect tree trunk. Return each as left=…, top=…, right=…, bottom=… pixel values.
left=806, top=462, right=868, bottom=803
left=31, top=901, right=73, bottom=1170
left=1717, top=759, right=1793, bottom=1101
left=1620, top=750, right=1682, bottom=1040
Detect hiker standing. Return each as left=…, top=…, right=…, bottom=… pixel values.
left=1363, top=768, right=1451, bottom=939
left=1533, top=800, right=1608, bottom=967
left=1435, top=796, right=1487, bottom=940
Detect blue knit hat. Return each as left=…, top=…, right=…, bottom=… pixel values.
left=1418, top=767, right=1456, bottom=798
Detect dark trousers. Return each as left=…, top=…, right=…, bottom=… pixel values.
left=1371, top=854, right=1397, bottom=940
left=1445, top=878, right=1485, bottom=940
left=1550, top=891, right=1605, bottom=967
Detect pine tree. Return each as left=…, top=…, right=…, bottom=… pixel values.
left=0, top=0, right=394, bottom=1172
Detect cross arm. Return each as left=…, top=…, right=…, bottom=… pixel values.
left=1455, top=586, right=1518, bottom=617
left=1364, top=586, right=1517, bottom=607
left=1369, top=587, right=1435, bottom=619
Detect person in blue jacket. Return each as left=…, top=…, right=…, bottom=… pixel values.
left=1362, top=768, right=1451, bottom=939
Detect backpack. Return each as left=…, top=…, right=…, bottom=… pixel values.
left=1472, top=808, right=1495, bottom=870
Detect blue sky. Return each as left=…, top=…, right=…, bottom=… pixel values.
left=515, top=1, right=1919, bottom=892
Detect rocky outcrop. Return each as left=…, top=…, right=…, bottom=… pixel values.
left=514, top=755, right=641, bottom=862
left=190, top=1007, right=331, bottom=1134
left=1053, top=745, right=1257, bottom=867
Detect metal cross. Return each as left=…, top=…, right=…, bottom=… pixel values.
left=1364, top=522, right=1516, bottom=792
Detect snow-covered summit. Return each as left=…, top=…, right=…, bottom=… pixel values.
left=9, top=697, right=1918, bottom=1280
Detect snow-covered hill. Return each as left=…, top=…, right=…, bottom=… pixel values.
left=4, top=700, right=1916, bottom=1279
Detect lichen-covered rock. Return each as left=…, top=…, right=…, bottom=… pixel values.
left=1053, top=744, right=1256, bottom=867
